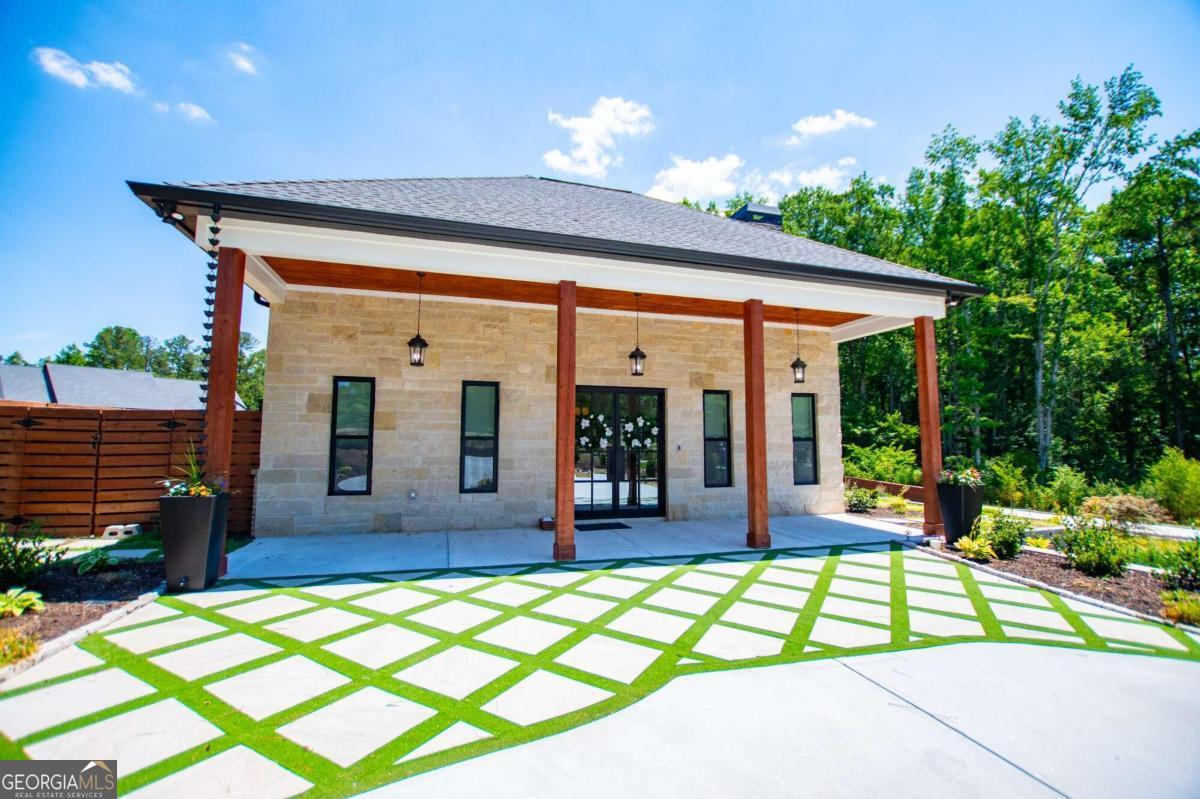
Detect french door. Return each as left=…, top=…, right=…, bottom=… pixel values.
left=574, top=387, right=666, bottom=519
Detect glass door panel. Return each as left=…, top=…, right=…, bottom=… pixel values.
left=576, top=386, right=664, bottom=518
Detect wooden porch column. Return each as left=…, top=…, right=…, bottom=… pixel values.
left=554, top=281, right=577, bottom=561
left=743, top=299, right=771, bottom=548
left=205, top=247, right=246, bottom=483
left=914, top=315, right=944, bottom=536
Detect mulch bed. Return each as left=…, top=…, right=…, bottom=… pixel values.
left=1, top=562, right=164, bottom=644
left=931, top=548, right=1169, bottom=618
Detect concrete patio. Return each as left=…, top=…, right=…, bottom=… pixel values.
left=226, top=513, right=921, bottom=579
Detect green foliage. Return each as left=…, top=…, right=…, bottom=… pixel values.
left=1142, top=448, right=1200, bottom=523
left=0, top=630, right=37, bottom=666
left=954, top=535, right=996, bottom=561
left=0, top=587, right=45, bottom=617
left=1047, top=466, right=1090, bottom=514
left=1080, top=494, right=1172, bottom=524
left=3, top=352, right=30, bottom=365
left=844, top=487, right=879, bottom=513
left=880, top=494, right=912, bottom=515
left=1025, top=535, right=1053, bottom=549
left=75, top=548, right=121, bottom=575
left=0, top=522, right=64, bottom=589
left=842, top=444, right=921, bottom=485
left=971, top=513, right=1031, bottom=559
left=1160, top=537, right=1200, bottom=591
left=1054, top=518, right=1129, bottom=577
left=1161, top=591, right=1200, bottom=625
left=843, top=411, right=919, bottom=450
left=985, top=456, right=1027, bottom=507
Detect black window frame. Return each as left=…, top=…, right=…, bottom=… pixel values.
left=459, top=380, right=501, bottom=494
left=791, top=392, right=819, bottom=486
left=702, top=390, right=733, bottom=488
left=328, top=376, right=376, bottom=496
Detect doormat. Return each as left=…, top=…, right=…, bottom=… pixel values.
left=575, top=522, right=632, bottom=531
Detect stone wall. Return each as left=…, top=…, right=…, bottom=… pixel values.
left=254, top=290, right=843, bottom=535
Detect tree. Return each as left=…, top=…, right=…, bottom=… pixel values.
left=162, top=335, right=203, bottom=380
left=3, top=352, right=29, bottom=366
left=236, top=333, right=266, bottom=410
left=50, top=344, right=87, bottom=365
left=84, top=326, right=149, bottom=371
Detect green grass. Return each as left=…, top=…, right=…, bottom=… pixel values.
left=1, top=542, right=1196, bottom=798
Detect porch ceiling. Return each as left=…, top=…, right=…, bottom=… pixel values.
left=264, top=256, right=865, bottom=328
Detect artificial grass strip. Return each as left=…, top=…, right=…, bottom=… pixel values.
left=1, top=540, right=1197, bottom=798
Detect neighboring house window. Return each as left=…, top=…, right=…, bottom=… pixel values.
left=328, top=377, right=375, bottom=495
left=702, top=390, right=732, bottom=487
left=791, top=393, right=818, bottom=485
left=460, top=381, right=500, bottom=493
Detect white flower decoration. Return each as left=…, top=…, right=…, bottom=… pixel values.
left=599, top=438, right=608, bottom=448
left=652, top=426, right=659, bottom=435
left=631, top=438, right=641, bottom=447
left=580, top=418, right=590, bottom=428
left=624, top=422, right=634, bottom=432
left=605, top=427, right=613, bottom=437
left=580, top=435, right=590, bottom=446
left=637, top=416, right=645, bottom=426
left=597, top=414, right=605, bottom=422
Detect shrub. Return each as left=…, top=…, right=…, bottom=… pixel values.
left=1054, top=518, right=1129, bottom=578
left=1048, top=466, right=1090, bottom=514
left=0, top=522, right=64, bottom=590
left=0, top=588, right=45, bottom=618
left=1161, top=537, right=1200, bottom=591
left=984, top=456, right=1026, bottom=507
left=1160, top=590, right=1200, bottom=626
left=0, top=630, right=37, bottom=666
left=976, top=513, right=1030, bottom=559
left=1025, top=535, right=1053, bottom=549
left=1080, top=494, right=1172, bottom=524
left=75, top=548, right=121, bottom=575
left=843, top=444, right=921, bottom=486
left=1142, top=449, right=1200, bottom=523
left=845, top=487, right=879, bottom=513
left=880, top=494, right=911, bottom=515
left=955, top=536, right=996, bottom=561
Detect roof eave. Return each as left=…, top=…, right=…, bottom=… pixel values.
left=126, top=181, right=988, bottom=299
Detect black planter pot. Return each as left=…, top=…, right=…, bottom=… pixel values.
left=159, top=493, right=229, bottom=593
left=937, top=483, right=985, bottom=546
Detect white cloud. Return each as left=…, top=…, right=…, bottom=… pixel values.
left=837, top=156, right=857, bottom=167
left=152, top=101, right=169, bottom=113
left=647, top=154, right=744, bottom=202
left=767, top=164, right=849, bottom=191
left=542, top=96, right=653, bottom=178
left=228, top=42, right=258, bottom=75
left=176, top=102, right=214, bottom=123
left=34, top=47, right=137, bottom=93
left=786, top=109, right=875, bottom=143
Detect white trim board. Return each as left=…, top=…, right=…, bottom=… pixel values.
left=202, top=217, right=947, bottom=321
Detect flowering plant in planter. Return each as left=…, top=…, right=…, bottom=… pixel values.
left=160, top=443, right=227, bottom=497
left=937, top=467, right=984, bottom=488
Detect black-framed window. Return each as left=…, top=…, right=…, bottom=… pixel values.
left=791, top=393, right=818, bottom=485
left=328, top=376, right=375, bottom=495
left=702, top=390, right=732, bottom=487
left=460, top=381, right=500, bottom=493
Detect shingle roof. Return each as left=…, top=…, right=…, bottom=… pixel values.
left=131, top=176, right=983, bottom=296
left=0, top=364, right=243, bottom=410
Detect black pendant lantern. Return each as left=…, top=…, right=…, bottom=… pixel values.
left=407, top=271, right=429, bottom=367
left=628, top=292, right=646, bottom=376
left=790, top=307, right=807, bottom=384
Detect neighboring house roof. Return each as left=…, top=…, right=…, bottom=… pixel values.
left=127, top=176, right=985, bottom=298
left=0, top=363, right=243, bottom=410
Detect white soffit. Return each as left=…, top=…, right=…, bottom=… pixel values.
left=829, top=315, right=915, bottom=343
left=201, top=217, right=947, bottom=321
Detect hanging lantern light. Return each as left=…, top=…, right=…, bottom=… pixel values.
left=407, top=271, right=429, bottom=367
left=628, top=292, right=646, bottom=376
left=790, top=307, right=807, bottom=384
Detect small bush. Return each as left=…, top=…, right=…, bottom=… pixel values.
left=843, top=444, right=922, bottom=486
left=1142, top=448, right=1200, bottom=523
left=968, top=513, right=1030, bottom=560
left=75, top=548, right=121, bottom=575
left=1025, top=535, right=1053, bottom=549
left=955, top=536, right=996, bottom=561
left=0, top=629, right=37, bottom=666
left=0, top=588, right=44, bottom=618
left=1080, top=494, right=1172, bottom=524
left=1054, top=519, right=1129, bottom=578
left=1048, top=466, right=1090, bottom=514
left=0, top=522, right=64, bottom=590
left=1161, top=537, right=1200, bottom=591
left=845, top=487, right=879, bottom=513
left=1160, top=590, right=1200, bottom=626
left=880, top=494, right=911, bottom=515
left=984, top=455, right=1027, bottom=507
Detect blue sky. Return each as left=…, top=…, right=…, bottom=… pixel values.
left=1, top=0, right=1198, bottom=359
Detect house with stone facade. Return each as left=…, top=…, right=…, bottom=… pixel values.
left=127, top=176, right=983, bottom=560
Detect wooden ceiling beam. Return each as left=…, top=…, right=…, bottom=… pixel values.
left=264, top=257, right=865, bottom=328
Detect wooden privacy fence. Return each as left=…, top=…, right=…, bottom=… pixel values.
left=0, top=406, right=261, bottom=537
